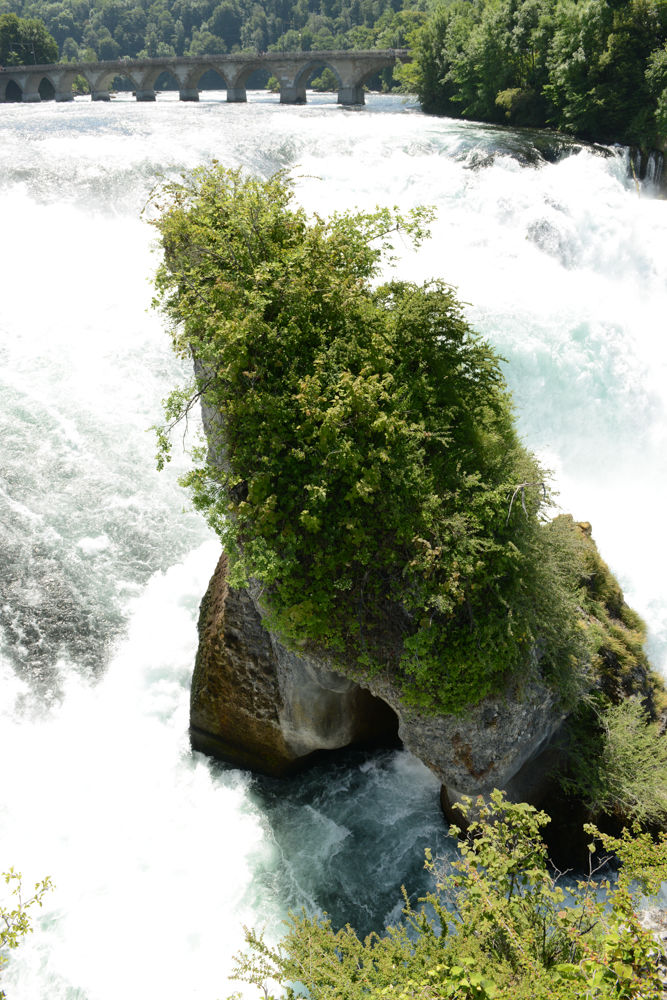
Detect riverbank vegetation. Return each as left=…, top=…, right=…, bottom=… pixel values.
left=231, top=792, right=667, bottom=1000
left=400, top=0, right=667, bottom=150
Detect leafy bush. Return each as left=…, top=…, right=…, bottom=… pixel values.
left=229, top=792, right=667, bottom=1000
left=309, top=68, right=339, bottom=91
left=151, top=165, right=590, bottom=715
left=0, top=869, right=52, bottom=1000
left=0, top=13, right=58, bottom=66
left=565, top=697, right=667, bottom=826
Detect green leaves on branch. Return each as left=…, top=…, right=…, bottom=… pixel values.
left=230, top=793, right=667, bottom=1000
left=0, top=13, right=58, bottom=66
left=0, top=869, right=53, bottom=1000
left=564, top=697, right=667, bottom=826
left=151, top=164, right=589, bottom=715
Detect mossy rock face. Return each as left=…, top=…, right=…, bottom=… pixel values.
left=567, top=518, right=665, bottom=718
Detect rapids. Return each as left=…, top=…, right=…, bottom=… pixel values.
left=0, top=90, right=665, bottom=999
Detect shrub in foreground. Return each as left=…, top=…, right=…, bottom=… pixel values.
left=230, top=792, right=667, bottom=1000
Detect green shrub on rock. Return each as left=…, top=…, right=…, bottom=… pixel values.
left=150, top=165, right=596, bottom=716
left=564, top=697, right=667, bottom=826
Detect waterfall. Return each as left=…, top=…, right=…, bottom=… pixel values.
left=0, top=92, right=665, bottom=999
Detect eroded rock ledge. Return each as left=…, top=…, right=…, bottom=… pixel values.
left=190, top=551, right=400, bottom=775
left=191, top=551, right=567, bottom=813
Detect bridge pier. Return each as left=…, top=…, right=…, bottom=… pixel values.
left=55, top=90, right=74, bottom=102
left=91, top=90, right=111, bottom=101
left=135, top=89, right=156, bottom=101
left=338, top=84, right=365, bottom=106
left=179, top=88, right=199, bottom=101
left=280, top=84, right=306, bottom=104
left=226, top=86, right=247, bottom=102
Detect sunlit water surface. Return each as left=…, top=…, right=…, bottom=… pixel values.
left=0, top=91, right=665, bottom=999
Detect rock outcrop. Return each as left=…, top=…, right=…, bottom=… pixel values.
left=191, top=551, right=567, bottom=812
left=190, top=551, right=399, bottom=776
left=189, top=373, right=663, bottom=824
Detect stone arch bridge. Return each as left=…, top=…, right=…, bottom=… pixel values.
left=0, top=49, right=410, bottom=106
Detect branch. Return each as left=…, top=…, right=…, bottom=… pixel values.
left=506, top=481, right=547, bottom=526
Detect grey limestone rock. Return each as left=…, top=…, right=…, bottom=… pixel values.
left=190, top=551, right=398, bottom=775
left=190, top=550, right=565, bottom=814
left=190, top=383, right=567, bottom=806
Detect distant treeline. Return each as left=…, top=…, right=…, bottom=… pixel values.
left=404, top=0, right=667, bottom=149
left=0, top=0, right=425, bottom=65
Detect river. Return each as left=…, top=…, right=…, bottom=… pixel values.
left=0, top=90, right=665, bottom=999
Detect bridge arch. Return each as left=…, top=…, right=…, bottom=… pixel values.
left=293, top=58, right=343, bottom=95
left=354, top=63, right=390, bottom=92
left=38, top=77, right=56, bottom=101
left=81, top=67, right=137, bottom=100
left=154, top=69, right=180, bottom=94
left=221, top=59, right=262, bottom=101
left=192, top=67, right=227, bottom=94
left=3, top=79, right=22, bottom=102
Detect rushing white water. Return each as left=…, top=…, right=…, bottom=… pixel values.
left=0, top=91, right=666, bottom=999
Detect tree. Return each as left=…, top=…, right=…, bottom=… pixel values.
left=646, top=42, right=667, bottom=137
left=151, top=165, right=590, bottom=716
left=411, top=0, right=667, bottom=147
left=0, top=13, right=58, bottom=65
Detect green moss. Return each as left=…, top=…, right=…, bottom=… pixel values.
left=564, top=518, right=665, bottom=714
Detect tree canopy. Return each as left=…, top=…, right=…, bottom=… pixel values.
left=0, top=11, right=58, bottom=64
left=151, top=165, right=593, bottom=715
left=0, top=0, right=424, bottom=72
left=402, top=0, right=667, bottom=149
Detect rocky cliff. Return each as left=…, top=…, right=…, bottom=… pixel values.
left=190, top=375, right=664, bottom=826
left=191, top=550, right=570, bottom=814
left=190, top=551, right=400, bottom=775
left=190, top=523, right=665, bottom=840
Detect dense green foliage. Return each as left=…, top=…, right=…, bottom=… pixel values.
left=403, top=0, right=667, bottom=148
left=151, top=164, right=592, bottom=715
left=0, top=0, right=424, bottom=70
left=556, top=517, right=667, bottom=825
left=565, top=697, right=667, bottom=827
left=231, top=792, right=667, bottom=1000
left=0, top=870, right=52, bottom=999
left=0, top=10, right=57, bottom=63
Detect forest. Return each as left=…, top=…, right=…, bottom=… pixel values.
left=405, top=0, right=667, bottom=150
left=0, top=0, right=425, bottom=65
